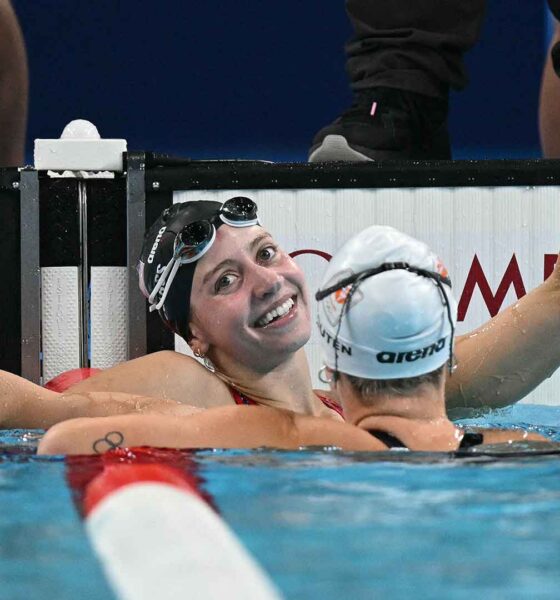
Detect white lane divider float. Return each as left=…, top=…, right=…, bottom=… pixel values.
left=83, top=460, right=283, bottom=600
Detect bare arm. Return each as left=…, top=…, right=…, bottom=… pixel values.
left=0, top=368, right=201, bottom=428
left=66, top=350, right=234, bottom=408
left=475, top=428, right=549, bottom=444
left=37, top=406, right=383, bottom=455
left=446, top=254, right=560, bottom=409
left=0, top=1, right=28, bottom=166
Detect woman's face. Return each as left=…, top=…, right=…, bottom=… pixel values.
left=189, top=225, right=311, bottom=371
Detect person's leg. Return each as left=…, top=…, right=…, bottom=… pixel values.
left=541, top=9, right=560, bottom=157
left=539, top=22, right=560, bottom=157
left=309, top=0, right=486, bottom=162
left=345, top=0, right=486, bottom=97
left=0, top=1, right=28, bottom=166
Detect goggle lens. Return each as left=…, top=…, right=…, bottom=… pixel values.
left=176, top=220, right=214, bottom=261
left=179, top=220, right=213, bottom=247
left=221, top=196, right=258, bottom=222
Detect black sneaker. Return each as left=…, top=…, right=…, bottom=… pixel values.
left=308, top=87, right=451, bottom=162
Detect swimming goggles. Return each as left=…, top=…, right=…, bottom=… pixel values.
left=148, top=196, right=259, bottom=312
left=315, top=262, right=456, bottom=374
left=315, top=262, right=451, bottom=301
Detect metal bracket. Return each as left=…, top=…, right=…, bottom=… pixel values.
left=19, top=169, right=41, bottom=383
left=126, top=153, right=147, bottom=359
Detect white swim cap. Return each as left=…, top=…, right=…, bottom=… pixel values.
left=316, top=226, right=457, bottom=380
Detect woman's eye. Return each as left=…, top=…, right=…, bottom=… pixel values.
left=215, top=273, right=236, bottom=292
left=257, top=245, right=277, bottom=263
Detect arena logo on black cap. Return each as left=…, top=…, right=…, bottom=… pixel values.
left=147, top=226, right=167, bottom=264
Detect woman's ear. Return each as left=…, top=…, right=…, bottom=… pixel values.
left=187, top=322, right=210, bottom=358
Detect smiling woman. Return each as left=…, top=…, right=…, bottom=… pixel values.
left=135, top=198, right=336, bottom=418
left=3, top=196, right=560, bottom=430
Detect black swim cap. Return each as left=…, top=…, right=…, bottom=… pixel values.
left=138, top=201, right=224, bottom=339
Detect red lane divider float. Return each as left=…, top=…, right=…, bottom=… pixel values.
left=66, top=448, right=282, bottom=600
left=44, top=367, right=102, bottom=392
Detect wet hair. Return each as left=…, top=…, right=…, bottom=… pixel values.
left=342, top=364, right=445, bottom=403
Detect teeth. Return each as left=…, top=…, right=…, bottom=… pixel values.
left=257, top=298, right=294, bottom=327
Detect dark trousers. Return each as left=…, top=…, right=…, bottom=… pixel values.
left=345, top=0, right=487, bottom=98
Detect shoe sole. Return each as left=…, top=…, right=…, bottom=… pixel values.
left=309, top=133, right=451, bottom=162
left=308, top=135, right=374, bottom=163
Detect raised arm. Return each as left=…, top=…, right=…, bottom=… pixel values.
left=446, top=254, right=560, bottom=410
left=37, top=406, right=381, bottom=455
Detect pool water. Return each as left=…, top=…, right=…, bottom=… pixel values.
left=1, top=404, right=560, bottom=600
left=0, top=440, right=113, bottom=599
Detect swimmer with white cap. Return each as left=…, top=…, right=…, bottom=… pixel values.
left=39, top=226, right=548, bottom=454
left=312, top=225, right=476, bottom=449
left=5, top=195, right=560, bottom=431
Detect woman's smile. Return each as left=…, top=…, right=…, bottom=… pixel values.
left=190, top=226, right=311, bottom=368
left=254, top=295, right=297, bottom=328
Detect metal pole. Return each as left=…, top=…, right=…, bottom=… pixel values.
left=19, top=169, right=41, bottom=383
left=126, top=153, right=147, bottom=358
left=78, top=180, right=89, bottom=367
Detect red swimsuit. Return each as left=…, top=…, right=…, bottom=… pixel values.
left=229, top=386, right=344, bottom=418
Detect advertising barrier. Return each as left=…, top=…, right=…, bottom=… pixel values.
left=142, top=158, right=560, bottom=405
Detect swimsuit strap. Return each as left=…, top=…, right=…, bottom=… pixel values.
left=229, top=386, right=344, bottom=417
left=229, top=386, right=259, bottom=406
left=316, top=394, right=344, bottom=418
left=367, top=429, right=408, bottom=449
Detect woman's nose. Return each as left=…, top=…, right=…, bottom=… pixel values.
left=252, top=265, right=282, bottom=299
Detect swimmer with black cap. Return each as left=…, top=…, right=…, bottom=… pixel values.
left=38, top=226, right=548, bottom=455
left=5, top=195, right=560, bottom=430
left=138, top=198, right=260, bottom=340
left=1, top=196, right=342, bottom=428
left=135, top=196, right=342, bottom=419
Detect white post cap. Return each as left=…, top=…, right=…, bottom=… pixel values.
left=34, top=119, right=127, bottom=172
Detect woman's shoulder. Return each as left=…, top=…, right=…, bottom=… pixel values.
left=146, top=351, right=237, bottom=406
left=69, top=351, right=235, bottom=408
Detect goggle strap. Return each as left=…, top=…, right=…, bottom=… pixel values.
left=329, top=265, right=456, bottom=377
left=148, top=255, right=177, bottom=304
left=219, top=214, right=259, bottom=228
left=148, top=199, right=259, bottom=313
left=152, top=259, right=182, bottom=312
left=431, top=276, right=456, bottom=374
left=315, top=262, right=451, bottom=301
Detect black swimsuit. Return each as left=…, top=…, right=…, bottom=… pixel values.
left=367, top=429, right=484, bottom=450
